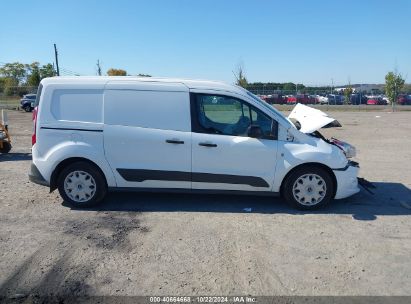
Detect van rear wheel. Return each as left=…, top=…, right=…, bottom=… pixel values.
left=57, top=161, right=107, bottom=208
left=283, top=166, right=334, bottom=210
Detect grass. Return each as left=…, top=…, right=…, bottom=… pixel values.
left=0, top=97, right=20, bottom=109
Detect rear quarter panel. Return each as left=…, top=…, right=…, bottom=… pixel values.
left=33, top=82, right=116, bottom=187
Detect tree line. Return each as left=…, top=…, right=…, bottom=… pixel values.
left=0, top=62, right=152, bottom=96
left=0, top=62, right=55, bottom=96
left=234, top=63, right=408, bottom=106
left=1, top=60, right=408, bottom=107
left=106, top=68, right=151, bottom=78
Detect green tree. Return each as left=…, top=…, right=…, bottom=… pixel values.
left=385, top=71, right=405, bottom=111
left=27, top=62, right=41, bottom=86
left=402, top=83, right=411, bottom=93
left=344, top=83, right=353, bottom=104
left=107, top=68, right=127, bottom=76
left=0, top=62, right=26, bottom=84
left=233, top=63, right=248, bottom=88
left=39, top=63, right=56, bottom=79
left=282, top=82, right=296, bottom=93
left=0, top=77, right=6, bottom=93
left=27, top=69, right=41, bottom=86
left=3, top=77, right=19, bottom=96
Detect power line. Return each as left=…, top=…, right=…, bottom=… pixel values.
left=60, top=68, right=77, bottom=75
left=60, top=67, right=81, bottom=74
left=60, top=71, right=75, bottom=76
left=60, top=67, right=82, bottom=76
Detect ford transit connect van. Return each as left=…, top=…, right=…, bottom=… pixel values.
left=29, top=77, right=360, bottom=210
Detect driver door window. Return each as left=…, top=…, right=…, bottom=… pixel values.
left=197, top=95, right=251, bottom=136
left=193, top=94, right=276, bottom=139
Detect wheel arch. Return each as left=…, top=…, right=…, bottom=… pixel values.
left=50, top=157, right=108, bottom=192
left=280, top=162, right=337, bottom=198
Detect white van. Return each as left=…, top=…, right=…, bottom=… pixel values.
left=29, top=77, right=360, bottom=210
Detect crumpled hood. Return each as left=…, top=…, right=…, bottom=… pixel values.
left=288, top=103, right=341, bottom=133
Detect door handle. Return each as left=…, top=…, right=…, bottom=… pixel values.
left=199, top=142, right=217, bottom=147
left=166, top=139, right=184, bottom=144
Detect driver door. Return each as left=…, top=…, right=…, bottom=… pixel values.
left=190, top=93, right=279, bottom=192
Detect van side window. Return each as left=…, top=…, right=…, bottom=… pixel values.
left=192, top=93, right=277, bottom=139
left=51, top=89, right=103, bottom=123
left=104, top=90, right=191, bottom=132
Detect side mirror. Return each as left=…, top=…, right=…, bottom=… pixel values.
left=248, top=125, right=263, bottom=138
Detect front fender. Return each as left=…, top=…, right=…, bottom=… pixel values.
left=272, top=138, right=347, bottom=192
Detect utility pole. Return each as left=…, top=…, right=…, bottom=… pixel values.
left=96, top=59, right=102, bottom=76
left=393, top=79, right=397, bottom=112
left=54, top=44, right=60, bottom=76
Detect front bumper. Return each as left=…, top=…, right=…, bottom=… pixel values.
left=28, top=162, right=49, bottom=187
left=333, top=163, right=360, bottom=199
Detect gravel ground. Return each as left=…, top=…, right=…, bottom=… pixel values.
left=0, top=109, right=410, bottom=297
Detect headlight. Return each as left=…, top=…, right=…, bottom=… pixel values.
left=330, top=137, right=356, bottom=158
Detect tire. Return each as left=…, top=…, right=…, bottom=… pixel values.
left=0, top=141, right=12, bottom=153
left=282, top=166, right=334, bottom=210
left=57, top=161, right=107, bottom=208
left=23, top=105, right=32, bottom=112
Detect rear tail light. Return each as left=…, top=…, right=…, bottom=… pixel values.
left=32, top=107, right=37, bottom=146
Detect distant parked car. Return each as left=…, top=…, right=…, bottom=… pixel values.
left=20, top=94, right=36, bottom=112
left=381, top=95, right=390, bottom=104
left=290, top=94, right=315, bottom=105
left=327, top=94, right=344, bottom=105
left=286, top=95, right=297, bottom=104
left=307, top=95, right=316, bottom=104
left=397, top=94, right=411, bottom=105
left=309, top=95, right=320, bottom=104
left=262, top=94, right=286, bottom=104
left=317, top=95, right=329, bottom=104
left=366, top=96, right=386, bottom=105
left=350, top=94, right=367, bottom=105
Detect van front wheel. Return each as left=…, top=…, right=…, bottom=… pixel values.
left=283, top=166, right=334, bottom=210
left=57, top=161, right=107, bottom=208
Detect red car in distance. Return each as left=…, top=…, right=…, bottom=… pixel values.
left=286, top=95, right=297, bottom=104
left=397, top=94, right=411, bottom=105
left=287, top=94, right=316, bottom=104
left=366, top=96, right=387, bottom=105
left=262, top=94, right=285, bottom=104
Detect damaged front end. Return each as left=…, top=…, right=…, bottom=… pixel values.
left=288, top=103, right=375, bottom=195
left=329, top=137, right=356, bottom=159
left=288, top=103, right=356, bottom=158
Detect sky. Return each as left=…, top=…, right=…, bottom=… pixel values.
left=1, top=0, right=410, bottom=85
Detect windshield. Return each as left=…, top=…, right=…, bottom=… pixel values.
left=244, top=89, right=291, bottom=126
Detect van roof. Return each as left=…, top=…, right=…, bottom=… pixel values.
left=40, top=76, right=245, bottom=94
